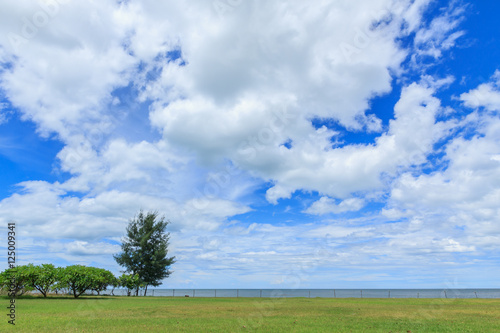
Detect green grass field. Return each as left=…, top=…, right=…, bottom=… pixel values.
left=2, top=295, right=499, bottom=332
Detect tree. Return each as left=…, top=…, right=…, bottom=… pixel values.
left=118, top=273, right=142, bottom=296
left=1, top=264, right=118, bottom=298
left=0, top=266, right=33, bottom=296
left=88, top=267, right=116, bottom=296
left=24, top=264, right=57, bottom=297
left=109, top=275, right=120, bottom=296
left=60, top=265, right=96, bottom=298
left=114, top=210, right=176, bottom=296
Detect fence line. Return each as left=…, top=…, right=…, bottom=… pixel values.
left=98, top=289, right=500, bottom=299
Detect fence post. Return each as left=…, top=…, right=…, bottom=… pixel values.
left=417, top=292, right=419, bottom=298
left=173, top=289, right=175, bottom=297
left=237, top=289, right=239, bottom=298
left=361, top=290, right=363, bottom=298
left=475, top=291, right=478, bottom=299
left=388, top=290, right=390, bottom=298
left=444, top=291, right=447, bottom=299
left=215, top=289, right=217, bottom=297
left=193, top=290, right=195, bottom=298
left=334, top=289, right=336, bottom=298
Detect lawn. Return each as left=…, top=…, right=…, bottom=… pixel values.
left=2, top=295, right=500, bottom=332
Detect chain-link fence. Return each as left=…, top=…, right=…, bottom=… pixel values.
left=102, top=288, right=500, bottom=299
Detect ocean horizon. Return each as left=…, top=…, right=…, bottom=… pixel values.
left=105, top=288, right=500, bottom=299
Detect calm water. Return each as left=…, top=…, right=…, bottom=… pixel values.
left=108, top=288, right=500, bottom=299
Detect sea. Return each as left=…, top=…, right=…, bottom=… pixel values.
left=106, top=288, right=500, bottom=299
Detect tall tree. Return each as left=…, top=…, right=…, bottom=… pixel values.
left=114, top=210, right=176, bottom=296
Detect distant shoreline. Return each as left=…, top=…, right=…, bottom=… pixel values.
left=98, top=288, right=500, bottom=299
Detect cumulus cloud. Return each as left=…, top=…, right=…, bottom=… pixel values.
left=460, top=70, right=500, bottom=111
left=145, top=0, right=426, bottom=173
left=260, top=80, right=447, bottom=202
left=0, top=0, right=136, bottom=139
left=387, top=75, right=500, bottom=263
left=0, top=0, right=441, bottom=207
left=392, top=74, right=500, bottom=210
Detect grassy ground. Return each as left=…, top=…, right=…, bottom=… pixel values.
left=1, top=295, right=499, bottom=332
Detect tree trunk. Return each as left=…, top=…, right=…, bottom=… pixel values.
left=36, top=286, right=47, bottom=297
left=144, top=285, right=148, bottom=296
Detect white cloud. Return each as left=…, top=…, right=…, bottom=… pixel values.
left=413, top=2, right=466, bottom=59
left=53, top=241, right=121, bottom=256
left=0, top=0, right=136, bottom=139
left=0, top=102, right=10, bottom=124
left=387, top=75, right=500, bottom=259
left=460, top=70, right=500, bottom=111
left=0, top=181, right=251, bottom=240
left=0, top=0, right=443, bottom=207
left=305, top=197, right=365, bottom=215
left=260, top=80, right=447, bottom=202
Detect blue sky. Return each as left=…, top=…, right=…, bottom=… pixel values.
left=1, top=0, right=500, bottom=289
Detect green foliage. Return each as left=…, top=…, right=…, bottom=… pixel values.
left=0, top=265, right=33, bottom=296
left=59, top=265, right=94, bottom=298
left=118, top=274, right=142, bottom=296
left=108, top=274, right=120, bottom=296
left=50, top=266, right=68, bottom=295
left=58, top=265, right=114, bottom=298
left=114, top=210, right=176, bottom=295
left=88, top=267, right=116, bottom=295
left=1, top=264, right=117, bottom=298
left=23, top=264, right=57, bottom=297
